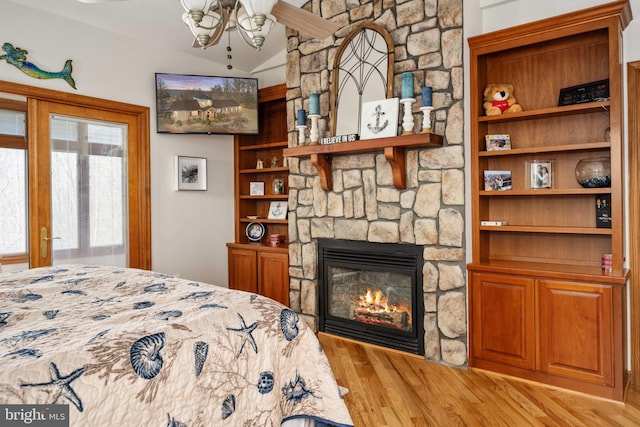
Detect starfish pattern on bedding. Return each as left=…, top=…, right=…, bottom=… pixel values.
left=86, top=296, right=119, bottom=307
left=21, top=362, right=85, bottom=411
left=226, top=313, right=258, bottom=357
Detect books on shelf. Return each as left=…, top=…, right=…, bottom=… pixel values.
left=596, top=194, right=611, bottom=228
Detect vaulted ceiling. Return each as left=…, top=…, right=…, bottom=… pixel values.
left=9, top=0, right=309, bottom=73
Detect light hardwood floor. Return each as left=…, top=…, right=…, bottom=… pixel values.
left=318, top=333, right=640, bottom=426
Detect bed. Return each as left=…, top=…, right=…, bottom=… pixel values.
left=0, top=265, right=353, bottom=427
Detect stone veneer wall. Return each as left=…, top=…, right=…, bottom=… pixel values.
left=284, top=0, right=466, bottom=366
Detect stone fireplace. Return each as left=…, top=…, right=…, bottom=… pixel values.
left=285, top=0, right=466, bottom=367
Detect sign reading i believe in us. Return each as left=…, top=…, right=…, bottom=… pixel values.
left=320, top=134, right=359, bottom=145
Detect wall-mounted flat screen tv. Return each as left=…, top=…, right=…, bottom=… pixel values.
left=155, top=73, right=259, bottom=135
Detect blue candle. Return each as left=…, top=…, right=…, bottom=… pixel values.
left=422, top=86, right=433, bottom=107
left=309, top=92, right=320, bottom=115
left=297, top=109, right=306, bottom=126
left=401, top=72, right=414, bottom=99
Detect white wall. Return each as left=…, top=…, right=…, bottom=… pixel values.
left=0, top=0, right=285, bottom=285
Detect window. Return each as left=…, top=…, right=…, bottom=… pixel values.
left=0, top=102, right=28, bottom=264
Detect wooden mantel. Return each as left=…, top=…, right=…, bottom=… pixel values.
left=283, top=132, right=443, bottom=190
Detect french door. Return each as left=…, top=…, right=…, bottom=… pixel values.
left=30, top=101, right=133, bottom=267
left=0, top=80, right=151, bottom=270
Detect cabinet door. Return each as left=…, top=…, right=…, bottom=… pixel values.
left=257, top=251, right=289, bottom=306
left=228, top=247, right=257, bottom=293
left=538, top=279, right=613, bottom=386
left=470, top=272, right=535, bottom=370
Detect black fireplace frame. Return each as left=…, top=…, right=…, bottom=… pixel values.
left=317, top=238, right=425, bottom=355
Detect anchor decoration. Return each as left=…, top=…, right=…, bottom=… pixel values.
left=366, top=104, right=389, bottom=135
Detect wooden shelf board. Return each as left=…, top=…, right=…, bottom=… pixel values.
left=283, top=132, right=442, bottom=157
left=240, top=167, right=289, bottom=174
left=479, top=142, right=611, bottom=157
left=239, top=194, right=289, bottom=200
left=239, top=218, right=288, bottom=224
left=467, top=260, right=628, bottom=285
left=479, top=225, right=612, bottom=235
left=479, top=188, right=612, bottom=196
left=477, top=101, right=610, bottom=123
left=226, top=241, right=289, bottom=252
left=239, top=141, right=288, bottom=151
left=283, top=132, right=443, bottom=190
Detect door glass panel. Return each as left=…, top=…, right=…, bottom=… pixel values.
left=50, top=114, right=128, bottom=267
left=0, top=105, right=28, bottom=272
left=51, top=151, right=79, bottom=250
left=89, top=154, right=124, bottom=247
left=0, top=147, right=27, bottom=255
left=0, top=109, right=25, bottom=135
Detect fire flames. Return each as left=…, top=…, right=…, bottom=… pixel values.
left=351, top=287, right=411, bottom=329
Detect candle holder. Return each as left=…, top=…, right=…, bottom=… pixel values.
left=419, top=106, right=434, bottom=133
left=296, top=125, right=307, bottom=145
left=400, top=98, right=416, bottom=135
left=308, top=114, right=320, bottom=145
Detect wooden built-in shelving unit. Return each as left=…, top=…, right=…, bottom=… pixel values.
left=227, top=83, right=290, bottom=306
left=467, top=1, right=631, bottom=401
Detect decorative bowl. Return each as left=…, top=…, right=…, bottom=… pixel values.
left=575, top=157, right=611, bottom=188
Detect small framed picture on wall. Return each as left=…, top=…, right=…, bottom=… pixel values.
left=175, top=156, right=207, bottom=191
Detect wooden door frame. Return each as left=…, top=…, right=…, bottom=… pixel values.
left=628, top=61, right=640, bottom=386
left=0, top=80, right=151, bottom=270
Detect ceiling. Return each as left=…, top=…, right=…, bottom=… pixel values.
left=9, top=0, right=306, bottom=73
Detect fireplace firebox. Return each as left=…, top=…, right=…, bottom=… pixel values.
left=318, top=239, right=424, bottom=355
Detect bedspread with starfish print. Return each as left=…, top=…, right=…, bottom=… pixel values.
left=0, top=265, right=353, bottom=427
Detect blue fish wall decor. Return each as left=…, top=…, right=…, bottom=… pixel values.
left=0, top=42, right=76, bottom=89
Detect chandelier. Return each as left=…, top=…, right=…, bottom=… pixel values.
left=180, top=0, right=277, bottom=51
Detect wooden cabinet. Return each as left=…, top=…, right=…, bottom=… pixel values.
left=227, top=244, right=289, bottom=306
left=227, top=84, right=289, bottom=306
left=470, top=272, right=535, bottom=371
left=467, top=2, right=631, bottom=400
left=227, top=246, right=257, bottom=294
left=470, top=271, right=624, bottom=400
left=538, top=278, right=616, bottom=387
left=257, top=250, right=289, bottom=306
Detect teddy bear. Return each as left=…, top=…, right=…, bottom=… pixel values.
left=483, top=84, right=523, bottom=115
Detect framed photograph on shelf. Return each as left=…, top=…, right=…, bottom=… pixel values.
left=245, top=222, right=266, bottom=242
left=483, top=170, right=512, bottom=191
left=249, top=181, right=264, bottom=196
left=267, top=201, right=287, bottom=220
left=528, top=160, right=552, bottom=189
left=175, top=156, right=207, bottom=191
left=485, top=134, right=511, bottom=151
left=359, top=98, right=399, bottom=140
